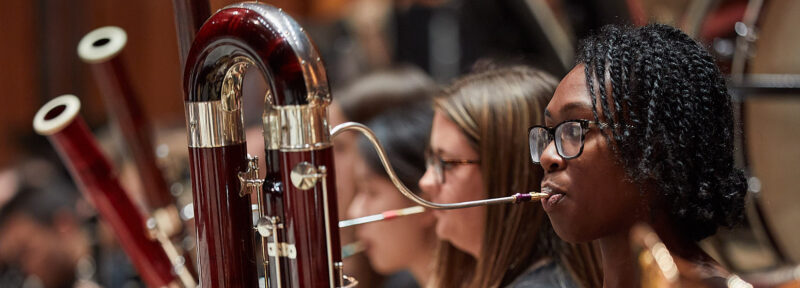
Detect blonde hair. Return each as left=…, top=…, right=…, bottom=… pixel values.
left=430, top=65, right=602, bottom=288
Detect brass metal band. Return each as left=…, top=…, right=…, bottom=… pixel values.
left=186, top=100, right=332, bottom=150
left=264, top=102, right=332, bottom=151
left=185, top=101, right=245, bottom=148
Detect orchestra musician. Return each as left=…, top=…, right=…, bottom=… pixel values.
left=331, top=66, right=438, bottom=287
left=332, top=65, right=438, bottom=229
left=0, top=160, right=105, bottom=288
left=347, top=100, right=436, bottom=287
left=419, top=64, right=602, bottom=288
left=530, top=24, right=748, bottom=287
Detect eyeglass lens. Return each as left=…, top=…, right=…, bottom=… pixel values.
left=529, top=121, right=585, bottom=163
left=425, top=150, right=445, bottom=184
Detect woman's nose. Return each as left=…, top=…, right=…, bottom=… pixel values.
left=418, top=166, right=439, bottom=199
left=347, top=193, right=367, bottom=219
left=539, top=141, right=565, bottom=173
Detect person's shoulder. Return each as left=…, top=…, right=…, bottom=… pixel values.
left=382, top=270, right=421, bottom=288
left=505, top=260, right=578, bottom=288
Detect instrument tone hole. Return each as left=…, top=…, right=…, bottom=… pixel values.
left=44, top=105, right=67, bottom=120
left=92, top=38, right=110, bottom=47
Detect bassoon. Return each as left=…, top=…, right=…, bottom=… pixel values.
left=33, top=95, right=195, bottom=288
left=183, top=2, right=347, bottom=287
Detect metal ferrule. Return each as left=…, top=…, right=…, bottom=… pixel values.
left=185, top=100, right=245, bottom=148
left=186, top=86, right=331, bottom=150
left=264, top=102, right=331, bottom=151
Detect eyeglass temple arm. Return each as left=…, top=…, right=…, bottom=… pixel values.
left=331, top=122, right=547, bottom=210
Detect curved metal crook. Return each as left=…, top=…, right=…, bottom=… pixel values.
left=331, top=122, right=547, bottom=210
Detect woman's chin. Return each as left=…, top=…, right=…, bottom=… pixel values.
left=369, top=258, right=399, bottom=275
left=550, top=216, right=591, bottom=243
left=553, top=227, right=582, bottom=243
left=434, top=222, right=448, bottom=241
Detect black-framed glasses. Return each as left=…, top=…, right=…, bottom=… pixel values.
left=528, top=119, right=608, bottom=164
left=424, top=148, right=480, bottom=184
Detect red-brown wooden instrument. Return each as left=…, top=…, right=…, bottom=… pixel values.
left=77, top=27, right=188, bottom=241
left=183, top=3, right=349, bottom=287
left=171, top=0, right=211, bottom=68
left=77, top=28, right=198, bottom=281
left=33, top=95, right=192, bottom=288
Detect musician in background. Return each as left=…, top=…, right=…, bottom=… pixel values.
left=0, top=159, right=101, bottom=288
left=331, top=65, right=438, bottom=287
left=419, top=64, right=602, bottom=288
left=347, top=100, right=436, bottom=288
left=331, top=65, right=438, bottom=217
left=532, top=24, right=747, bottom=287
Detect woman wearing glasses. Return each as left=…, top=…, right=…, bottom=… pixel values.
left=347, top=101, right=437, bottom=287
left=419, top=64, right=602, bottom=287
left=529, top=24, right=747, bottom=287
left=332, top=66, right=438, bottom=287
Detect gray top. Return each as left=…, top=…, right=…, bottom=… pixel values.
left=505, top=260, right=578, bottom=288
left=382, top=270, right=420, bottom=288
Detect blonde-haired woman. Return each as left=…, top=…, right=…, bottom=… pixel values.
left=419, top=65, right=602, bottom=287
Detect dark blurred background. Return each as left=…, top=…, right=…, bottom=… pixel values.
left=0, top=0, right=760, bottom=167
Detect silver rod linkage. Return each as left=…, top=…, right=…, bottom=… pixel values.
left=331, top=122, right=547, bottom=210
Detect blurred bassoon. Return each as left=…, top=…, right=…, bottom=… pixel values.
left=33, top=95, right=195, bottom=288
left=171, top=0, right=211, bottom=68
left=77, top=27, right=184, bottom=239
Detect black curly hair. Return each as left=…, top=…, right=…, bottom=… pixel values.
left=576, top=24, right=747, bottom=241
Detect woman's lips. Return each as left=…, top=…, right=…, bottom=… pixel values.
left=540, top=185, right=566, bottom=212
